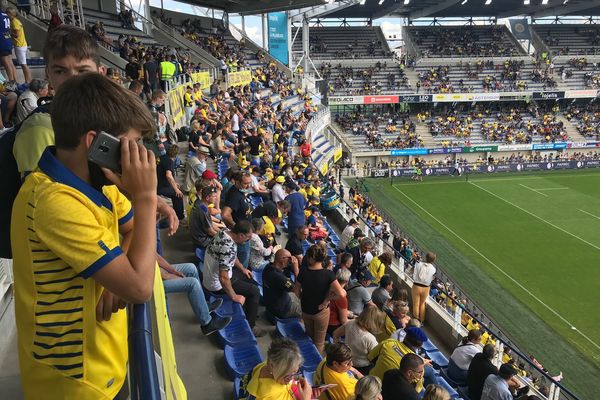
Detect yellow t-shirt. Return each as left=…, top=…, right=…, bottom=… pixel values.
left=298, top=188, right=308, bottom=201
left=247, top=362, right=295, bottom=400
left=314, top=359, right=357, bottom=400
left=369, top=256, right=386, bottom=284
left=368, top=339, right=424, bottom=392
left=14, top=111, right=54, bottom=175
left=184, top=92, right=194, bottom=107
left=11, top=148, right=132, bottom=399
left=260, top=216, right=275, bottom=243
left=11, top=17, right=27, bottom=47
left=376, top=315, right=397, bottom=342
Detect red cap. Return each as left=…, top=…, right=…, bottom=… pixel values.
left=202, top=170, right=218, bottom=180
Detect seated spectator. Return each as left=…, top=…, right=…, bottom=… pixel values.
left=263, top=249, right=301, bottom=319
left=381, top=353, right=424, bottom=400
left=182, top=147, right=208, bottom=194
left=368, top=252, right=392, bottom=285
left=333, top=307, right=386, bottom=375
left=481, top=363, right=518, bottom=400
left=157, top=145, right=185, bottom=220
left=16, top=78, right=49, bottom=123
left=296, top=245, right=346, bottom=353
left=285, top=225, right=309, bottom=265
left=189, top=185, right=224, bottom=250
left=314, top=343, right=364, bottom=400
left=346, top=269, right=376, bottom=315
left=340, top=218, right=358, bottom=250
left=246, top=337, right=320, bottom=400
left=307, top=206, right=329, bottom=241
left=354, top=376, right=382, bottom=400
left=158, top=253, right=231, bottom=335
left=202, top=221, right=265, bottom=336
left=467, top=344, right=498, bottom=400
left=249, top=218, right=274, bottom=271
left=372, top=275, right=393, bottom=310
left=411, top=252, right=436, bottom=322
left=422, top=384, right=451, bottom=400
left=328, top=268, right=352, bottom=336
left=447, top=329, right=483, bottom=385
left=381, top=300, right=411, bottom=340
left=199, top=169, right=223, bottom=210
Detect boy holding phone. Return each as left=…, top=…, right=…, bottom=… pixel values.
left=11, top=73, right=158, bottom=398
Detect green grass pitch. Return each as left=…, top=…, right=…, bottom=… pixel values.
left=357, top=169, right=600, bottom=398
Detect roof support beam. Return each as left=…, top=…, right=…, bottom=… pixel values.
left=289, top=0, right=360, bottom=23
left=407, top=0, right=464, bottom=19
left=532, top=1, right=600, bottom=18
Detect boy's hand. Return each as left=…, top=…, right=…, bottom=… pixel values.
left=96, top=289, right=127, bottom=321
left=120, top=137, right=157, bottom=200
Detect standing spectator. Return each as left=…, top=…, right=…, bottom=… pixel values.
left=7, top=6, right=30, bottom=83
left=284, top=181, right=307, bottom=236
left=271, top=175, right=286, bottom=203
left=467, top=344, right=499, bottom=400
left=372, top=275, right=394, bottom=310
left=481, top=364, right=518, bottom=400
left=143, top=54, right=159, bottom=96
left=16, top=78, right=48, bottom=123
left=346, top=269, right=376, bottom=316
left=314, top=343, right=364, bottom=399
left=349, top=237, right=374, bottom=277
left=381, top=353, right=424, bottom=400
left=263, top=249, right=301, bottom=319
left=202, top=221, right=264, bottom=335
left=189, top=185, right=224, bottom=250
left=156, top=145, right=185, bottom=220
left=296, top=245, right=346, bottom=353
left=336, top=252, right=354, bottom=272
left=411, top=252, right=436, bottom=322
left=222, top=171, right=253, bottom=267
left=48, top=4, right=63, bottom=31
left=368, top=252, right=392, bottom=284
left=125, top=56, right=140, bottom=81
left=447, top=329, right=483, bottom=385
left=333, top=307, right=386, bottom=375
left=158, top=253, right=231, bottom=334
left=183, top=85, right=194, bottom=126
left=328, top=267, right=352, bottom=336
left=340, top=218, right=358, bottom=250
left=354, top=376, right=382, bottom=400
left=0, top=9, right=16, bottom=88
left=285, top=225, right=309, bottom=266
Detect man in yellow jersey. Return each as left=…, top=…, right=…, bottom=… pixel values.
left=183, top=85, right=194, bottom=126
left=6, top=6, right=30, bottom=83
left=11, top=73, right=157, bottom=400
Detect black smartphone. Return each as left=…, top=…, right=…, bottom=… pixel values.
left=88, top=131, right=121, bottom=173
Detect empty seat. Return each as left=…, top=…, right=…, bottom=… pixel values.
left=217, top=318, right=257, bottom=347
left=439, top=367, right=461, bottom=388
left=276, top=319, right=310, bottom=342
left=224, top=344, right=264, bottom=380
left=212, top=297, right=246, bottom=320
left=427, top=350, right=449, bottom=369
left=252, top=270, right=263, bottom=298
left=422, top=339, right=439, bottom=353
left=297, top=339, right=322, bottom=372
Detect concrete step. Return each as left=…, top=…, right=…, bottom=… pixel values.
left=556, top=114, right=587, bottom=142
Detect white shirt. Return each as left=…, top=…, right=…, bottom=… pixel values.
left=481, top=374, right=512, bottom=400
left=412, top=261, right=436, bottom=286
left=16, top=90, right=38, bottom=123
left=232, top=113, right=240, bottom=131
left=450, top=342, right=482, bottom=370
left=340, top=224, right=356, bottom=249
left=345, top=320, right=378, bottom=368
left=272, top=183, right=286, bottom=203
left=202, top=231, right=237, bottom=292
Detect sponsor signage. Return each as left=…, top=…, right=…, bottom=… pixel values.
left=329, top=96, right=363, bottom=105
left=399, top=94, right=433, bottom=103
left=497, top=144, right=534, bottom=151
left=532, top=142, right=568, bottom=150
left=390, top=148, right=429, bottom=156
left=364, top=95, right=399, bottom=104
left=564, top=90, right=599, bottom=99
left=464, top=145, right=498, bottom=153
left=469, top=92, right=501, bottom=101
left=532, top=91, right=565, bottom=100
left=267, top=12, right=289, bottom=65
left=370, top=168, right=390, bottom=178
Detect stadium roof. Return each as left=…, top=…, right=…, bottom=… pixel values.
left=181, top=0, right=326, bottom=15
left=322, top=0, right=600, bottom=19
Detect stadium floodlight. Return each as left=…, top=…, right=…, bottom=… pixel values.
left=379, top=0, right=384, bottom=4
left=524, top=0, right=530, bottom=4
left=404, top=0, right=410, bottom=4
left=485, top=0, right=491, bottom=4
left=461, top=0, right=468, bottom=4
left=359, top=0, right=366, bottom=4
left=542, top=0, right=549, bottom=4
left=563, top=0, right=569, bottom=3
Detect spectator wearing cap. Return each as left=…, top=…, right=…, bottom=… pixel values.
left=372, top=275, right=394, bottom=310
left=481, top=363, right=518, bottom=400
left=189, top=184, right=225, bottom=250
left=411, top=252, right=436, bottom=322
left=157, top=145, right=185, bottom=220
left=447, top=329, right=483, bottom=385
left=333, top=307, right=386, bottom=376
left=346, top=269, right=377, bottom=315
left=340, top=219, right=358, bottom=250
left=272, top=175, right=287, bottom=203
left=381, top=353, right=424, bottom=400
left=349, top=237, right=374, bottom=278
left=297, top=178, right=308, bottom=201
left=284, top=181, right=306, bottom=237
left=468, top=344, right=499, bottom=400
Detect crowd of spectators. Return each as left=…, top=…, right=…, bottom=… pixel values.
left=566, top=103, right=600, bottom=139
left=320, top=61, right=411, bottom=96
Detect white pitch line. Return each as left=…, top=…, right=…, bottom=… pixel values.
left=519, top=184, right=548, bottom=197
left=536, top=187, right=569, bottom=191
left=391, top=184, right=600, bottom=351
left=389, top=172, right=600, bottom=186
left=579, top=209, right=600, bottom=220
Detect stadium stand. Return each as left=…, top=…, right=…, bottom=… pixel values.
left=533, top=24, right=600, bottom=56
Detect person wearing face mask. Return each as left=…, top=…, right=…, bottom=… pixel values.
left=381, top=353, right=424, bottom=400
left=262, top=249, right=301, bottom=319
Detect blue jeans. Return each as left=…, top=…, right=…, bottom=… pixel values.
left=237, top=240, right=250, bottom=268
left=163, top=263, right=211, bottom=326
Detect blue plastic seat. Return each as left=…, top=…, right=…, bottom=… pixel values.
left=436, top=376, right=459, bottom=398
left=217, top=318, right=257, bottom=347
left=302, top=370, right=315, bottom=386
left=212, top=297, right=246, bottom=320
left=276, top=319, right=310, bottom=341
left=252, top=270, right=263, bottom=297
left=264, top=309, right=300, bottom=325
left=195, top=247, right=206, bottom=263
left=224, top=344, right=263, bottom=380
left=427, top=350, right=449, bottom=369
left=439, top=367, right=461, bottom=388
left=422, top=339, right=439, bottom=353
left=297, top=339, right=322, bottom=372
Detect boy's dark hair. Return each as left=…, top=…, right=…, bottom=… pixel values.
left=129, top=79, right=143, bottom=92
left=231, top=220, right=253, bottom=235
left=43, top=25, right=100, bottom=67
left=325, top=342, right=352, bottom=367
left=167, top=145, right=179, bottom=157
left=51, top=74, right=156, bottom=149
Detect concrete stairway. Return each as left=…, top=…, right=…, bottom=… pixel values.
left=557, top=114, right=587, bottom=142
left=415, top=120, right=436, bottom=147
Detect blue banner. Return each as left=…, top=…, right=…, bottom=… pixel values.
left=390, top=148, right=429, bottom=156
left=532, top=142, right=568, bottom=150
left=267, top=12, right=288, bottom=65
